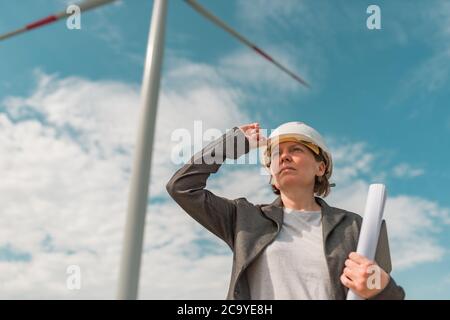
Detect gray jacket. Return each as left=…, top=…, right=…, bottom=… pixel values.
left=166, top=127, right=405, bottom=300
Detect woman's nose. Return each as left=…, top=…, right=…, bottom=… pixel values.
left=280, top=151, right=292, bottom=163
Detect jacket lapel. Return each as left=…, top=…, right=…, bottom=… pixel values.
left=260, top=196, right=284, bottom=229
left=261, top=196, right=346, bottom=242
left=240, top=197, right=283, bottom=267
left=316, top=197, right=347, bottom=299
left=236, top=197, right=283, bottom=284
left=316, top=197, right=346, bottom=242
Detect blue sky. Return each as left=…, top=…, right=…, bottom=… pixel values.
left=0, top=0, right=449, bottom=299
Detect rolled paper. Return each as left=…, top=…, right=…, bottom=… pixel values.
left=346, top=184, right=387, bottom=300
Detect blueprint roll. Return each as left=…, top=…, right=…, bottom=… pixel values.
left=346, top=184, right=387, bottom=300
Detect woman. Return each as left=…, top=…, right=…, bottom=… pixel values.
left=166, top=121, right=405, bottom=300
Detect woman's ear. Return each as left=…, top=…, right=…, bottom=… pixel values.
left=317, top=161, right=326, bottom=177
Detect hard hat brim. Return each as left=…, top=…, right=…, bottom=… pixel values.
left=260, top=133, right=321, bottom=165
left=259, top=133, right=332, bottom=180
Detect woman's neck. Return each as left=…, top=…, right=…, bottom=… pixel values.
left=280, top=190, right=321, bottom=211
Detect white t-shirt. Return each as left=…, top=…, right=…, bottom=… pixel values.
left=247, top=207, right=333, bottom=300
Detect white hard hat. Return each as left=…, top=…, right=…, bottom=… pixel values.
left=260, top=121, right=333, bottom=179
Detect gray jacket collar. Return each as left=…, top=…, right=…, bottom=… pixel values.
left=261, top=196, right=346, bottom=242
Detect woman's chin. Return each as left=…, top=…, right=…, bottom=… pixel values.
left=278, top=176, right=312, bottom=190
left=278, top=176, right=301, bottom=187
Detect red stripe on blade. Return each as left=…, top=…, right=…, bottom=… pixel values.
left=26, top=15, right=58, bottom=30
left=252, top=46, right=274, bottom=62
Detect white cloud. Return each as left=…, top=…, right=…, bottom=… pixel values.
left=165, top=46, right=309, bottom=98
left=0, top=61, right=248, bottom=299
left=389, top=1, right=450, bottom=106
left=393, top=163, right=425, bottom=178
left=236, top=0, right=304, bottom=29
left=219, top=48, right=307, bottom=94
left=393, top=48, right=450, bottom=105
left=329, top=141, right=374, bottom=185
left=208, top=166, right=274, bottom=206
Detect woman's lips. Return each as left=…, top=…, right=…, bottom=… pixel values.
left=279, top=167, right=296, bottom=174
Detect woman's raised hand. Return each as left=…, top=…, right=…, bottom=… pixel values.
left=238, top=122, right=267, bottom=149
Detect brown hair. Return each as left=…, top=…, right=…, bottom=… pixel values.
left=269, top=150, right=331, bottom=197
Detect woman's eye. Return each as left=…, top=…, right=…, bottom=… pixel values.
left=293, top=147, right=302, bottom=152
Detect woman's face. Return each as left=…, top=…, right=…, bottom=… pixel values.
left=270, top=141, right=325, bottom=192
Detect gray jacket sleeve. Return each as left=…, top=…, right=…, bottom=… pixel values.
left=166, top=127, right=250, bottom=250
left=369, top=220, right=406, bottom=300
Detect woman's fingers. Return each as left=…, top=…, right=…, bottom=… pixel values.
left=247, top=126, right=260, bottom=135
left=238, top=123, right=267, bottom=149
left=239, top=122, right=260, bottom=133
left=343, top=266, right=363, bottom=281
left=249, top=131, right=266, bottom=142
left=349, top=252, right=373, bottom=266
left=340, top=274, right=356, bottom=290
left=344, top=258, right=360, bottom=269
